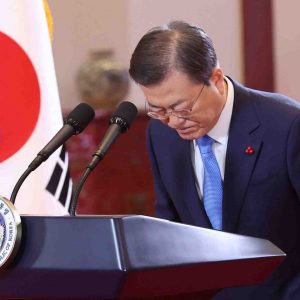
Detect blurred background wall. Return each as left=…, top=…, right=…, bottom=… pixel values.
left=273, top=0, right=300, bottom=100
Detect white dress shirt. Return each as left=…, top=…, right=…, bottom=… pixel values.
left=192, top=76, right=234, bottom=199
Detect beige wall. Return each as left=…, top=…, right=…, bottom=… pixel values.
left=273, top=0, right=300, bottom=101
left=48, top=0, right=243, bottom=110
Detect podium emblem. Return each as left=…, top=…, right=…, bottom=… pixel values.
left=0, top=197, right=22, bottom=268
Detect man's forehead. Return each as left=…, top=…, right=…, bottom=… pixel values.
left=140, top=71, right=199, bottom=104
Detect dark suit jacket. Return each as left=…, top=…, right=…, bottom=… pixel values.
left=146, top=79, right=300, bottom=299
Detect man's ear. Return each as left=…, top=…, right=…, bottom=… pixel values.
left=210, top=68, right=226, bottom=95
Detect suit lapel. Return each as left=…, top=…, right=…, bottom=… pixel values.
left=222, top=80, right=263, bottom=232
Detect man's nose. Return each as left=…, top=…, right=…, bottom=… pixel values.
left=167, top=114, right=186, bottom=129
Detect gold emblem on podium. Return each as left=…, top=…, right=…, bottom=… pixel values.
left=0, top=197, right=22, bottom=268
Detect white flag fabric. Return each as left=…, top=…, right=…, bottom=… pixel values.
left=0, top=0, right=72, bottom=215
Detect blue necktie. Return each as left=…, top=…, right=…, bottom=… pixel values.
left=196, top=135, right=223, bottom=230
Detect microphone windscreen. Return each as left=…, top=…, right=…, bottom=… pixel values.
left=66, top=103, right=95, bottom=133
left=110, top=101, right=138, bottom=130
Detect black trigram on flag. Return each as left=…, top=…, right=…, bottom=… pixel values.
left=46, top=146, right=72, bottom=213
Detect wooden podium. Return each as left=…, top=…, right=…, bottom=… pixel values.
left=0, top=215, right=285, bottom=299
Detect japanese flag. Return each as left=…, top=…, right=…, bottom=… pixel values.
left=0, top=0, right=72, bottom=215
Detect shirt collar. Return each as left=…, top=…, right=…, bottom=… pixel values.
left=207, top=76, right=234, bottom=145
left=193, top=76, right=234, bottom=147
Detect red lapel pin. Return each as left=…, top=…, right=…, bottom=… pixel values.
left=245, top=146, right=254, bottom=155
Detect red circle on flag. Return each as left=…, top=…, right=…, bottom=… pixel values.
left=0, top=32, right=40, bottom=162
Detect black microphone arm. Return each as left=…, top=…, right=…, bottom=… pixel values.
left=28, top=124, right=75, bottom=171
left=10, top=103, right=95, bottom=205
left=69, top=101, right=138, bottom=216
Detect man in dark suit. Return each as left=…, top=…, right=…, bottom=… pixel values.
left=129, top=20, right=300, bottom=299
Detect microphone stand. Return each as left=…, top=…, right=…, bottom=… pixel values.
left=10, top=151, right=52, bottom=204
left=10, top=168, right=32, bottom=204
left=69, top=126, right=122, bottom=216
left=69, top=168, right=91, bottom=216
left=69, top=152, right=104, bottom=216
left=70, top=168, right=92, bottom=217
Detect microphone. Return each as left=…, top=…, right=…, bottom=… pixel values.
left=10, top=103, right=95, bottom=204
left=69, top=101, right=138, bottom=215
left=29, top=103, right=95, bottom=171
left=88, top=101, right=138, bottom=170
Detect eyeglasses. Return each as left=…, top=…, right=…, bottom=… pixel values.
left=145, top=84, right=205, bottom=120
